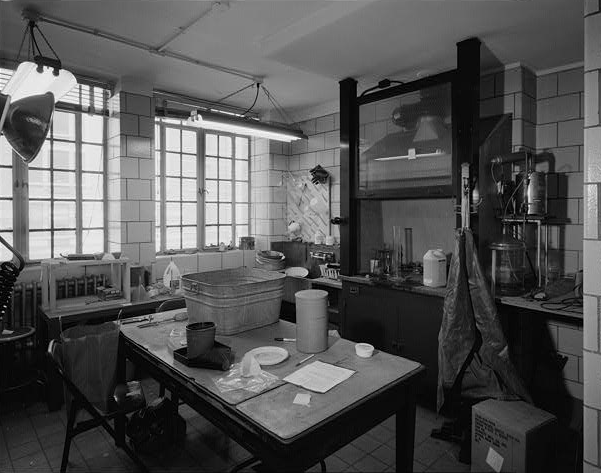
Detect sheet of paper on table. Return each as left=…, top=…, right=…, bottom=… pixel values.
left=283, top=360, right=355, bottom=393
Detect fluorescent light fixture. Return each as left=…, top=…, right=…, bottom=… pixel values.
left=1, top=61, right=77, bottom=103
left=187, top=110, right=306, bottom=143
left=374, top=148, right=445, bottom=161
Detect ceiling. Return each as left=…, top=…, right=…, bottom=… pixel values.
left=0, top=0, right=584, bottom=119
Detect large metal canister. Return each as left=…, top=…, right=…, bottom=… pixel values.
left=516, top=172, right=546, bottom=215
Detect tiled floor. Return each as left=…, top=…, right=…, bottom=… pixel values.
left=0, top=379, right=469, bottom=472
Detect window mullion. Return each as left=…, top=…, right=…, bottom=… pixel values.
left=13, top=151, right=28, bottom=258
left=75, top=113, right=83, bottom=253
left=160, top=124, right=166, bottom=253
left=198, top=131, right=205, bottom=249
left=102, top=112, right=108, bottom=252
left=231, top=136, right=236, bottom=245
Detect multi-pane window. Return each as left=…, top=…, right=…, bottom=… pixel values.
left=155, top=119, right=250, bottom=252
left=204, top=133, right=249, bottom=246
left=0, top=67, right=108, bottom=261
left=0, top=137, right=13, bottom=261
left=155, top=122, right=199, bottom=251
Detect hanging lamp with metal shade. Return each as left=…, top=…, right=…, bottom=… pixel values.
left=1, top=92, right=55, bottom=163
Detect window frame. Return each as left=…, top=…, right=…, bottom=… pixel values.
left=0, top=67, right=110, bottom=262
left=154, top=118, right=250, bottom=253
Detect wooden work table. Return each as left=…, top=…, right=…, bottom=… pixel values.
left=120, top=314, right=424, bottom=471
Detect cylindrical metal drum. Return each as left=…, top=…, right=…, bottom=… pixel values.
left=525, top=171, right=546, bottom=215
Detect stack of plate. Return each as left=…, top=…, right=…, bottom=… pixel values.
left=255, top=250, right=286, bottom=271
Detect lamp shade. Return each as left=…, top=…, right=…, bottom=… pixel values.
left=3, top=92, right=54, bottom=163
left=1, top=61, right=76, bottom=104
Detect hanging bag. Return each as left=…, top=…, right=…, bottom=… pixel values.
left=60, top=320, right=120, bottom=413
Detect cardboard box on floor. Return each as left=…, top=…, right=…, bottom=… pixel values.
left=471, top=400, right=556, bottom=473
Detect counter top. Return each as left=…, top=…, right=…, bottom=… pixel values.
left=340, top=274, right=447, bottom=298
left=340, top=275, right=583, bottom=322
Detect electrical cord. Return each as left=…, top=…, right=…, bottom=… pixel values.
left=0, top=236, right=26, bottom=325
left=241, top=83, right=260, bottom=117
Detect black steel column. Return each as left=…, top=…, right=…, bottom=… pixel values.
left=454, top=37, right=481, bottom=230
left=339, top=78, right=358, bottom=276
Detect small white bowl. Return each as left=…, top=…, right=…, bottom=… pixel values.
left=355, top=343, right=374, bottom=358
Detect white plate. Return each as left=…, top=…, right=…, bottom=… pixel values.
left=246, top=346, right=289, bottom=366
left=285, top=267, right=309, bottom=278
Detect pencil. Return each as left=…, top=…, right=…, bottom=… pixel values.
left=295, top=354, right=315, bottom=366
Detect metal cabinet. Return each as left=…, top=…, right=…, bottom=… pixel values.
left=341, top=282, right=443, bottom=404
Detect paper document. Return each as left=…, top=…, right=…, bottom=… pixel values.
left=284, top=360, right=355, bottom=393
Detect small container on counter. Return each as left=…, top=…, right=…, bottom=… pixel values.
left=423, top=249, right=447, bottom=287
left=295, top=289, right=328, bottom=353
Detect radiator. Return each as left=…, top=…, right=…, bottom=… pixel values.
left=9, top=275, right=109, bottom=330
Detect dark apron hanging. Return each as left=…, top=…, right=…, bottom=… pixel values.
left=437, top=228, right=531, bottom=413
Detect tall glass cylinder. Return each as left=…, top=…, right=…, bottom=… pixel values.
left=392, top=226, right=403, bottom=278
left=404, top=228, right=413, bottom=265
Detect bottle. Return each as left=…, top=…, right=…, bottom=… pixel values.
left=423, top=249, right=447, bottom=287
left=163, top=260, right=182, bottom=294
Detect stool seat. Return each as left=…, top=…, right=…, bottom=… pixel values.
left=0, top=325, right=35, bottom=343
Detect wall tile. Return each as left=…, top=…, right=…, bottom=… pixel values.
left=585, top=184, right=599, bottom=239
left=139, top=201, right=154, bottom=221
left=127, top=222, right=151, bottom=243
left=316, top=149, right=335, bottom=167
left=536, top=123, right=558, bottom=148
left=121, top=201, right=139, bottom=221
left=291, top=138, right=308, bottom=155
left=558, top=68, right=585, bottom=95
left=125, top=93, right=151, bottom=116
left=584, top=240, right=601, bottom=296
left=558, top=326, right=583, bottom=355
left=558, top=119, right=585, bottom=148
left=565, top=172, right=584, bottom=198
left=121, top=243, right=140, bottom=264
left=585, top=351, right=601, bottom=409
left=300, top=152, right=316, bottom=170
left=586, top=0, right=600, bottom=15
left=537, top=73, right=558, bottom=99
left=315, top=114, right=336, bottom=133
left=586, top=71, right=600, bottom=127
left=119, top=113, right=139, bottom=136
left=585, top=463, right=601, bottom=472
left=126, top=136, right=152, bottom=159
left=585, top=407, right=599, bottom=466
left=222, top=250, right=243, bottom=269
left=496, top=67, right=522, bottom=95
left=584, top=296, right=599, bottom=351
left=562, top=353, right=580, bottom=381
left=586, top=13, right=601, bottom=72
left=198, top=252, right=222, bottom=272
left=138, top=159, right=154, bottom=179
left=138, top=116, right=153, bottom=138
left=120, top=158, right=139, bottom=178
left=586, top=127, right=601, bottom=182
left=127, top=179, right=151, bottom=200
left=139, top=242, right=156, bottom=266
left=537, top=94, right=581, bottom=124
left=308, top=134, right=325, bottom=153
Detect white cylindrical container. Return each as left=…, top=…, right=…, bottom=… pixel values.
left=423, top=249, right=447, bottom=287
left=295, top=289, right=328, bottom=353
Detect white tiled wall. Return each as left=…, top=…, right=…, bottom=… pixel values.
left=151, top=250, right=256, bottom=282
left=584, top=2, right=601, bottom=470
left=107, top=87, right=156, bottom=268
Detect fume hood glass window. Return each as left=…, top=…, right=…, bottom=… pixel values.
left=358, top=82, right=453, bottom=194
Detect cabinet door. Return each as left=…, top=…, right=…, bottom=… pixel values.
left=396, top=291, right=443, bottom=401
left=341, top=283, right=399, bottom=354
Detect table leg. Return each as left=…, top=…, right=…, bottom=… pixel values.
left=44, top=319, right=64, bottom=411
left=115, top=340, right=127, bottom=448
left=396, top=388, right=417, bottom=472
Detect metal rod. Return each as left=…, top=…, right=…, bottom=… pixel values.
left=155, top=7, right=214, bottom=52
left=33, top=10, right=257, bottom=82
left=537, top=220, right=542, bottom=287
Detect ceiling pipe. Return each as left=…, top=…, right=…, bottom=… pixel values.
left=24, top=8, right=258, bottom=83
left=155, top=1, right=229, bottom=52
